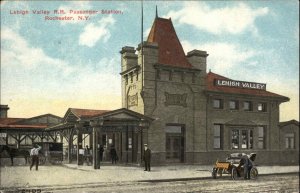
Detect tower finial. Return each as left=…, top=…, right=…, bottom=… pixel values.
left=156, top=5, right=158, bottom=18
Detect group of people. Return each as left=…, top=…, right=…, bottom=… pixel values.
left=29, top=143, right=152, bottom=171
left=83, top=145, right=119, bottom=165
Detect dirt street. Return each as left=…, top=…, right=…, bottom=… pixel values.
left=51, top=173, right=299, bottom=193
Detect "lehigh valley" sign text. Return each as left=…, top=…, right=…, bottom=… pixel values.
left=215, top=79, right=266, bottom=90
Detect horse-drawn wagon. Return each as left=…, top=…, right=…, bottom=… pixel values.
left=212, top=153, right=258, bottom=180
left=30, top=142, right=63, bottom=165
left=1, top=142, right=63, bottom=166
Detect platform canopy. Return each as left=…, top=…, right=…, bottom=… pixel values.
left=46, top=108, right=154, bottom=132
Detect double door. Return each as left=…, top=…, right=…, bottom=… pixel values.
left=165, top=125, right=185, bottom=163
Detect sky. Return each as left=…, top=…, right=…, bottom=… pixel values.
left=0, top=0, right=299, bottom=122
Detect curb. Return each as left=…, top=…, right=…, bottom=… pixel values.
left=0, top=172, right=298, bottom=192
left=138, top=172, right=299, bottom=183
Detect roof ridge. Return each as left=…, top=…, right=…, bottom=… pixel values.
left=146, top=16, right=193, bottom=68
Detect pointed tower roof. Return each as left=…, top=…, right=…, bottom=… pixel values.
left=147, top=17, right=193, bottom=68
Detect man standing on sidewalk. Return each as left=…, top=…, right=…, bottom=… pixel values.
left=30, top=144, right=41, bottom=171
left=143, top=144, right=151, bottom=172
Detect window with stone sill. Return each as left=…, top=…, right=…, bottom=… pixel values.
left=243, top=101, right=253, bottom=111
left=258, top=126, right=265, bottom=149
left=258, top=102, right=267, bottom=112
left=231, top=129, right=253, bottom=149
left=285, top=133, right=295, bottom=149
left=213, top=124, right=223, bottom=149
left=229, top=100, right=239, bottom=110
left=213, top=99, right=223, bottom=109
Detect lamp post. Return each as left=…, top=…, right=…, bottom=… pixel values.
left=139, top=119, right=148, bottom=164
left=75, top=122, right=83, bottom=165
left=90, top=118, right=104, bottom=169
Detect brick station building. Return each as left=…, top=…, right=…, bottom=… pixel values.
left=119, top=15, right=299, bottom=165
left=1, top=15, right=298, bottom=167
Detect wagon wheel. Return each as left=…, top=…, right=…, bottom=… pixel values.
left=231, top=167, right=238, bottom=180
left=212, top=168, right=217, bottom=179
left=250, top=167, right=258, bottom=179
left=39, top=155, right=46, bottom=165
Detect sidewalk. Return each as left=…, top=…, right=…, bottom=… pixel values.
left=0, top=164, right=299, bottom=189
left=63, top=163, right=299, bottom=181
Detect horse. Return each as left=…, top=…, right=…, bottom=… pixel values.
left=0, top=145, right=30, bottom=166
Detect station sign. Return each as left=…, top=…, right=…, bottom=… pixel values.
left=215, top=79, right=266, bottom=90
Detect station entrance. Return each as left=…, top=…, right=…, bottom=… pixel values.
left=45, top=108, right=153, bottom=169
left=165, top=125, right=185, bottom=163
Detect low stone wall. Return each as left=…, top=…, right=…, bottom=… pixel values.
left=149, top=150, right=299, bottom=166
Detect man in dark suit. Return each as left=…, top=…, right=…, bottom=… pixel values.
left=238, top=154, right=253, bottom=179
left=143, top=144, right=151, bottom=172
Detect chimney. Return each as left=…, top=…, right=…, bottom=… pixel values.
left=186, top=49, right=208, bottom=76
left=120, top=46, right=138, bottom=72
left=0, top=105, right=9, bottom=118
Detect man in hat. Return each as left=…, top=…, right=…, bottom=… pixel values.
left=143, top=144, right=151, bottom=171
left=30, top=144, right=41, bottom=171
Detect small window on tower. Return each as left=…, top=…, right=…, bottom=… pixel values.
left=169, top=71, right=173, bottom=81
left=192, top=73, right=195, bottom=83
left=125, top=75, right=128, bottom=85
left=130, top=72, right=133, bottom=83
left=156, top=69, right=160, bottom=80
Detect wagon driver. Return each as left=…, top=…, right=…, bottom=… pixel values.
left=30, top=144, right=42, bottom=171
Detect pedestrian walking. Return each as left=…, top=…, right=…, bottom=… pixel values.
left=84, top=145, right=91, bottom=165
left=99, top=145, right=104, bottom=162
left=30, top=144, right=41, bottom=171
left=143, top=144, right=151, bottom=172
left=110, top=146, right=118, bottom=164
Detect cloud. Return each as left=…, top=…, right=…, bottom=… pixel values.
left=182, top=40, right=256, bottom=72
left=181, top=39, right=298, bottom=121
left=1, top=27, right=122, bottom=117
left=57, top=1, right=92, bottom=25
left=1, top=1, right=8, bottom=7
left=166, top=2, right=269, bottom=35
left=143, top=27, right=151, bottom=39
left=1, top=27, right=74, bottom=74
left=79, top=15, right=115, bottom=47
left=294, top=26, right=299, bottom=43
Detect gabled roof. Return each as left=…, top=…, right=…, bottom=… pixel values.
left=147, top=17, right=193, bottom=69
left=71, top=108, right=109, bottom=118
left=14, top=113, right=62, bottom=125
left=87, top=108, right=154, bottom=122
left=0, top=124, right=47, bottom=129
left=0, top=118, right=24, bottom=125
left=63, top=108, right=110, bottom=123
left=206, top=71, right=289, bottom=101
left=279, top=119, right=299, bottom=127
left=0, top=114, right=61, bottom=129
